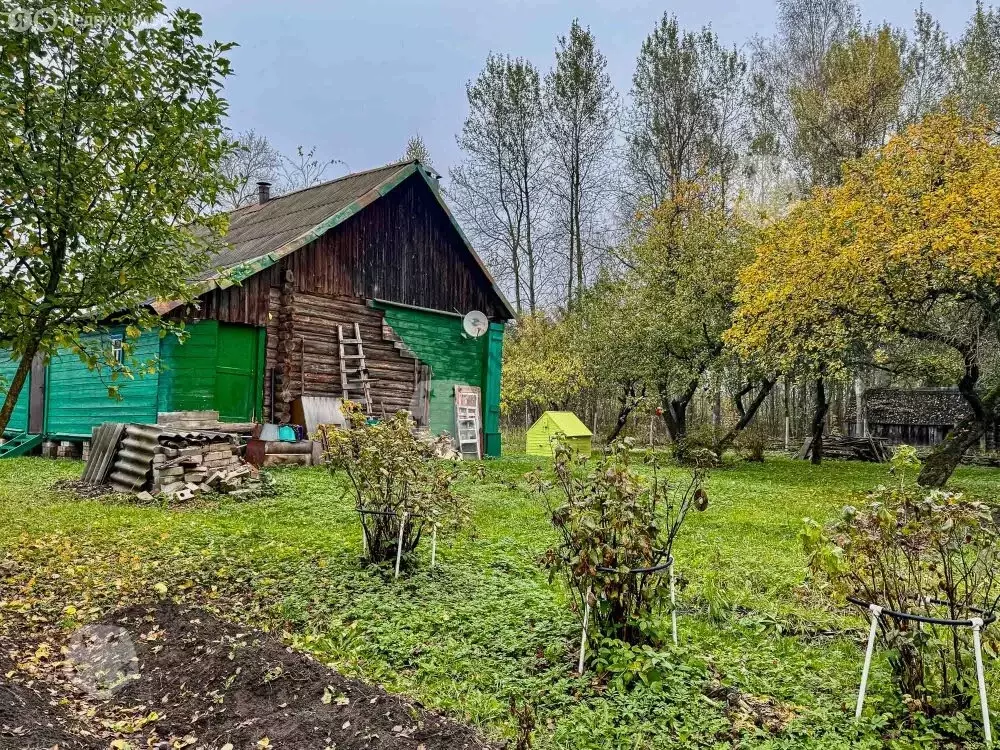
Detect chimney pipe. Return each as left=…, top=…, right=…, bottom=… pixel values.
left=257, top=181, right=271, bottom=204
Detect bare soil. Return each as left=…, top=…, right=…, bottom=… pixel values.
left=0, top=603, right=495, bottom=750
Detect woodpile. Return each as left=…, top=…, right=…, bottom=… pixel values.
left=800, top=434, right=891, bottom=463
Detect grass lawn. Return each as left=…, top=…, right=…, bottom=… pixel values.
left=0, top=452, right=998, bottom=748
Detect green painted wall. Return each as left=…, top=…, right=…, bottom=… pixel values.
left=376, top=302, right=505, bottom=455
left=158, top=320, right=219, bottom=412
left=45, top=328, right=161, bottom=438
left=0, top=354, right=29, bottom=434
left=158, top=320, right=265, bottom=422
left=483, top=323, right=504, bottom=457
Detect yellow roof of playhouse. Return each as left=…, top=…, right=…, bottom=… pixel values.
left=531, top=411, right=592, bottom=437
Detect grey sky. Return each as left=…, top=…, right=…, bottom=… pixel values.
left=190, top=0, right=979, bottom=180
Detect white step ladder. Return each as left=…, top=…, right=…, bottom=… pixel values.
left=454, top=385, right=482, bottom=459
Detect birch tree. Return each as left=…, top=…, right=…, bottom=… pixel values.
left=624, top=15, right=747, bottom=215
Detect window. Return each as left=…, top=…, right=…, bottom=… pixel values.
left=110, top=335, right=123, bottom=364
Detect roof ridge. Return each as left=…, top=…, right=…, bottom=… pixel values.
left=230, top=159, right=416, bottom=215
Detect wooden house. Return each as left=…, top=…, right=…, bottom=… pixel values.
left=0, top=161, right=515, bottom=457
left=525, top=411, right=593, bottom=456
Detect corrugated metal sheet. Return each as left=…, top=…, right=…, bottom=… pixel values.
left=107, top=423, right=162, bottom=492
left=81, top=422, right=125, bottom=484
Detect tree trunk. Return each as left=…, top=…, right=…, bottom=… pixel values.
left=918, top=415, right=987, bottom=487
left=714, top=376, right=779, bottom=455
left=810, top=376, right=829, bottom=465
left=918, top=355, right=997, bottom=487
left=0, top=341, right=41, bottom=436
left=607, top=383, right=644, bottom=444
left=783, top=376, right=792, bottom=450
left=659, top=379, right=699, bottom=442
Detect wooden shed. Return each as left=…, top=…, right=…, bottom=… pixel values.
left=1, top=160, right=515, bottom=457
left=526, top=411, right=593, bottom=456
left=846, top=387, right=997, bottom=449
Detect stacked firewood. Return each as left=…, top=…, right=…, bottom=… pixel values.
left=801, top=434, right=891, bottom=463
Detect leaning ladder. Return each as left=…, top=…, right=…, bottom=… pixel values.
left=338, top=322, right=372, bottom=414
left=455, top=386, right=482, bottom=459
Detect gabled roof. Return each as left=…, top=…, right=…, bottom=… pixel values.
left=155, top=160, right=515, bottom=318
left=531, top=411, right=593, bottom=437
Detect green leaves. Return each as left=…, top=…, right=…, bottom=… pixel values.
left=539, top=438, right=706, bottom=652
left=319, top=404, right=469, bottom=568
left=0, top=0, right=235, bottom=431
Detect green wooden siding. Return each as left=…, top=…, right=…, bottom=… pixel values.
left=483, top=323, right=504, bottom=457
left=376, top=303, right=500, bottom=444
left=0, top=354, right=29, bottom=434
left=45, top=329, right=161, bottom=438
left=158, top=320, right=264, bottom=422
left=158, top=320, right=219, bottom=412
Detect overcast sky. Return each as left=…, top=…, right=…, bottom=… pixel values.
left=188, top=0, right=980, bottom=180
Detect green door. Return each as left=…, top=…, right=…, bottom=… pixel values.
left=215, top=325, right=261, bottom=422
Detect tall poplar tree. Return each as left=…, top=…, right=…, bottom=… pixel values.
left=544, top=20, right=617, bottom=307
left=451, top=54, right=548, bottom=313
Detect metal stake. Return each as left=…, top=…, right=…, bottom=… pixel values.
left=394, top=512, right=408, bottom=580
left=973, top=618, right=993, bottom=748
left=670, top=561, right=678, bottom=646
left=578, top=586, right=591, bottom=675
left=856, top=604, right=882, bottom=719
left=431, top=525, right=438, bottom=568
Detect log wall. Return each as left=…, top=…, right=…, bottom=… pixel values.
left=185, top=170, right=510, bottom=425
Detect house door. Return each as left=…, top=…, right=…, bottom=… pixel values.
left=28, top=354, right=45, bottom=434
left=215, top=325, right=261, bottom=423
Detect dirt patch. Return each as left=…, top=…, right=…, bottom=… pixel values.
left=0, top=655, right=103, bottom=749
left=52, top=478, right=124, bottom=500
left=97, top=603, right=492, bottom=749
left=707, top=672, right=797, bottom=736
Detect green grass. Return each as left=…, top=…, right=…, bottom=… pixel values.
left=0, top=453, right=997, bottom=749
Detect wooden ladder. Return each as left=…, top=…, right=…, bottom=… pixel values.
left=338, top=322, right=373, bottom=414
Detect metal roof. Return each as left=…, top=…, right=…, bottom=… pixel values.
left=154, top=160, right=515, bottom=319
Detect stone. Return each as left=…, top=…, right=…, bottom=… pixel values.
left=136, top=491, right=154, bottom=502
left=160, top=481, right=186, bottom=494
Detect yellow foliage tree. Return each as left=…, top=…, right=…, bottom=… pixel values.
left=729, top=108, right=1000, bottom=485
left=501, top=313, right=590, bottom=417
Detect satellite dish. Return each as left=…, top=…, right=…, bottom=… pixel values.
left=462, top=310, right=489, bottom=338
